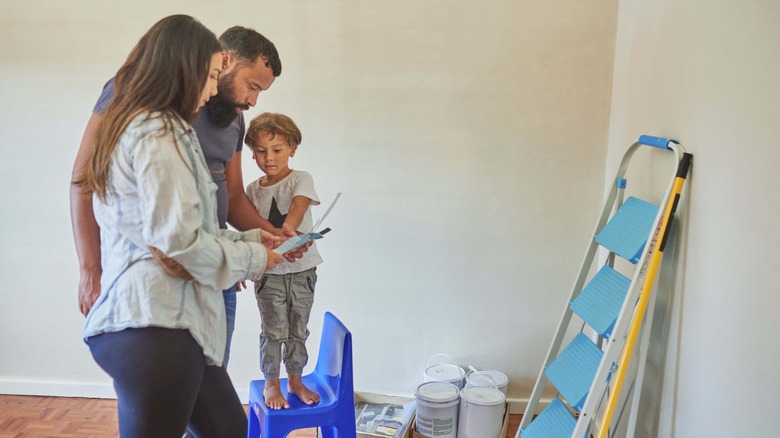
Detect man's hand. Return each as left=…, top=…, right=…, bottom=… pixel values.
left=260, top=229, right=286, bottom=248
left=78, top=267, right=101, bottom=316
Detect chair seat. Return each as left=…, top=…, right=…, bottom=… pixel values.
left=248, top=374, right=340, bottom=424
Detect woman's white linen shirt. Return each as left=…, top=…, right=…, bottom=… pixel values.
left=84, top=113, right=267, bottom=366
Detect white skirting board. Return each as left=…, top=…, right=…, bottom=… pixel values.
left=0, top=379, right=117, bottom=399
left=0, top=379, right=550, bottom=415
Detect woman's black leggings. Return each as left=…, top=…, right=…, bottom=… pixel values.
left=88, top=327, right=247, bottom=438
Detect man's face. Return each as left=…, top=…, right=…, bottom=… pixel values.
left=204, top=54, right=276, bottom=128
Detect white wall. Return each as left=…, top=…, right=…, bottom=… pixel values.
left=608, top=0, right=780, bottom=435
left=0, top=0, right=617, bottom=410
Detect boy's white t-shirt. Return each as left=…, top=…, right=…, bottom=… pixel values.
left=246, top=170, right=323, bottom=275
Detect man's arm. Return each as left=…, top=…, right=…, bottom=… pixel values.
left=225, top=149, right=278, bottom=233
left=70, top=113, right=102, bottom=316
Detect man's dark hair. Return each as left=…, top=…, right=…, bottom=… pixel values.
left=219, top=26, right=282, bottom=76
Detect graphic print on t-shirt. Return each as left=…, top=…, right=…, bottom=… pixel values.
left=268, top=197, right=287, bottom=228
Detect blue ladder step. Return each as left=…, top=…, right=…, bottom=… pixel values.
left=594, top=196, right=659, bottom=264
left=570, top=266, right=631, bottom=338
left=520, top=397, right=576, bottom=438
left=545, top=333, right=603, bottom=412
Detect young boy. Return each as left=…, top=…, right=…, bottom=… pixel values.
left=244, top=112, right=323, bottom=410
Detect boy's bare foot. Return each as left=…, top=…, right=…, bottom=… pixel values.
left=288, top=375, right=320, bottom=405
left=263, top=379, right=289, bottom=410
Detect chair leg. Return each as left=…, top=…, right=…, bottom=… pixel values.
left=320, top=423, right=357, bottom=438
left=320, top=426, right=338, bottom=438
left=247, top=404, right=259, bottom=438
left=336, top=420, right=358, bottom=438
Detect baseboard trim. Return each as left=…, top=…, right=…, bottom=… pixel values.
left=507, top=397, right=551, bottom=414
left=0, top=379, right=255, bottom=403
left=0, top=379, right=551, bottom=415
left=0, top=379, right=116, bottom=399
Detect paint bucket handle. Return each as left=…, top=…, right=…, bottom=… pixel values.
left=466, top=370, right=499, bottom=390
left=427, top=353, right=465, bottom=378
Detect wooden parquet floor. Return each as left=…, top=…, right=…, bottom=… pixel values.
left=0, top=395, right=522, bottom=437
left=0, top=395, right=316, bottom=437
left=0, top=395, right=118, bottom=437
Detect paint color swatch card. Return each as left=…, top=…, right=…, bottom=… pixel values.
left=272, top=192, right=341, bottom=254
left=272, top=228, right=330, bottom=254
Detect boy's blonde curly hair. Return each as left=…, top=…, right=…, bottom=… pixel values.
left=245, top=112, right=302, bottom=151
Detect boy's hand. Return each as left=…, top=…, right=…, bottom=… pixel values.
left=280, top=223, right=311, bottom=262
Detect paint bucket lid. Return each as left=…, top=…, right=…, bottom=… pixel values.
left=460, top=386, right=506, bottom=406
left=424, top=354, right=465, bottom=384
left=415, top=381, right=460, bottom=403
left=466, top=369, right=508, bottom=388
left=425, top=363, right=465, bottom=383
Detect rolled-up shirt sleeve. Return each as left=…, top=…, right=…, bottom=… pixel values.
left=133, top=130, right=267, bottom=289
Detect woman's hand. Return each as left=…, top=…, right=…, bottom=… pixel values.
left=280, top=223, right=312, bottom=262
left=265, top=248, right=285, bottom=271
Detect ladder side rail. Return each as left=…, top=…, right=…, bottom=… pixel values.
left=627, top=216, right=684, bottom=438
left=573, top=177, right=674, bottom=438
left=611, top=366, right=639, bottom=438
left=518, top=239, right=600, bottom=433
left=596, top=150, right=690, bottom=438
left=601, top=276, right=663, bottom=438
left=519, top=157, right=632, bottom=434
left=573, top=140, right=683, bottom=437
left=625, top=277, right=662, bottom=438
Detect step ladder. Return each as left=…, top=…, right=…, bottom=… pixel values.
left=517, top=135, right=689, bottom=438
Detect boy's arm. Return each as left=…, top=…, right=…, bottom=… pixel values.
left=285, top=195, right=313, bottom=232
left=225, top=149, right=309, bottom=261
left=70, top=113, right=103, bottom=316
left=225, top=149, right=277, bottom=234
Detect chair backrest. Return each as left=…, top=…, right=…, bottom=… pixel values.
left=314, top=312, right=353, bottom=397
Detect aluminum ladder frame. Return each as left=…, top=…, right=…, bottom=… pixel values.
left=517, top=135, right=686, bottom=438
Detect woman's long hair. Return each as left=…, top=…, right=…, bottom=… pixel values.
left=76, top=15, right=221, bottom=200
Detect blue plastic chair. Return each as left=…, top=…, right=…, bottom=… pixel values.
left=247, top=312, right=356, bottom=438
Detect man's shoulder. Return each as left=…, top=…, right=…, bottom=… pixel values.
left=191, top=112, right=244, bottom=153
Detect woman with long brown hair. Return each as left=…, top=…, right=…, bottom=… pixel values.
left=74, top=15, right=283, bottom=436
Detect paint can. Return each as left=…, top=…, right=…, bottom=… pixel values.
left=457, top=386, right=506, bottom=438
left=423, top=354, right=466, bottom=389
left=465, top=368, right=509, bottom=395
left=414, top=381, right=460, bottom=438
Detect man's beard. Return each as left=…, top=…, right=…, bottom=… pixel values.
left=204, top=71, right=250, bottom=128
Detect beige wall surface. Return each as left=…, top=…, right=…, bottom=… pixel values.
left=608, top=0, right=780, bottom=436
left=0, top=0, right=617, bottom=409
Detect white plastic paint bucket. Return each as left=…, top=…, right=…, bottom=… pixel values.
left=465, top=368, right=509, bottom=395
left=423, top=354, right=466, bottom=389
left=414, top=381, right=460, bottom=438
left=456, top=386, right=506, bottom=438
